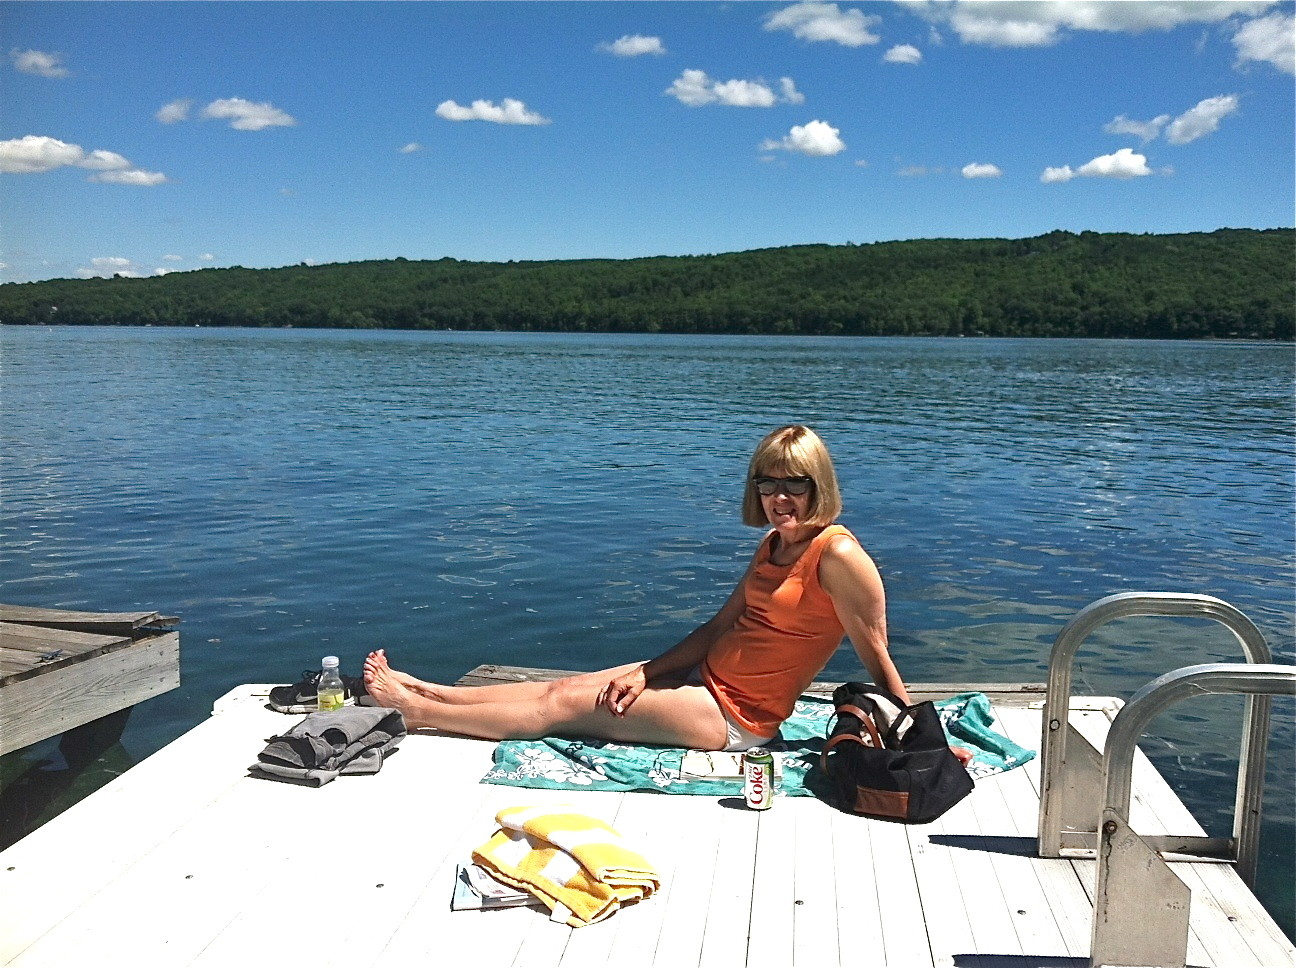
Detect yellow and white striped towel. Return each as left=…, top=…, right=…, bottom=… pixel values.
left=471, top=805, right=660, bottom=927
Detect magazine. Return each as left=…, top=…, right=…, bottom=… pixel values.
left=679, top=750, right=784, bottom=780
left=451, top=863, right=545, bottom=911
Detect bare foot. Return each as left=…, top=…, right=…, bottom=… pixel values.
left=363, top=650, right=420, bottom=715
left=364, top=650, right=442, bottom=700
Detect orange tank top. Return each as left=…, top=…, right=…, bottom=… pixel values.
left=701, top=524, right=853, bottom=736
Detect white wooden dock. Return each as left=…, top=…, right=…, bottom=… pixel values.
left=1, top=676, right=1291, bottom=968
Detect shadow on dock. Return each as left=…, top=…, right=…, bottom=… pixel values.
left=0, top=742, right=135, bottom=850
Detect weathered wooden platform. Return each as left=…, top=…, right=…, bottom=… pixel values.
left=0, top=667, right=1290, bottom=968
left=0, top=605, right=180, bottom=758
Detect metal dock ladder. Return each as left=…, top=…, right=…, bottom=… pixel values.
left=1035, top=592, right=1295, bottom=968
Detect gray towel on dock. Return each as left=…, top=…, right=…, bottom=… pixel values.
left=251, top=706, right=406, bottom=786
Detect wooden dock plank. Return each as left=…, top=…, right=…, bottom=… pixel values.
left=867, top=814, right=936, bottom=966
left=0, top=604, right=169, bottom=636
left=644, top=797, right=727, bottom=968
left=693, top=801, right=759, bottom=968
left=0, top=631, right=180, bottom=755
left=827, top=805, right=889, bottom=963
left=907, top=815, right=978, bottom=968
left=0, top=623, right=133, bottom=685
left=791, top=798, right=841, bottom=967
left=746, top=801, right=797, bottom=968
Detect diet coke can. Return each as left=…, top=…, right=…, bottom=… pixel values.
left=743, top=748, right=775, bottom=810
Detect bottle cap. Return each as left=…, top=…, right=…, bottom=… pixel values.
left=322, top=656, right=339, bottom=668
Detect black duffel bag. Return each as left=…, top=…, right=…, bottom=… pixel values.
left=819, top=682, right=973, bottom=823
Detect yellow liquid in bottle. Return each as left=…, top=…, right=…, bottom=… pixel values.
left=317, top=688, right=345, bottom=711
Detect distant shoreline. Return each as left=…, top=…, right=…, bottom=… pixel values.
left=2, top=229, right=1292, bottom=340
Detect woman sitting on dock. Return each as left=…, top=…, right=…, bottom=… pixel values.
left=365, top=424, right=960, bottom=758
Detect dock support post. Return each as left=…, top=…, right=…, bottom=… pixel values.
left=1091, top=809, right=1190, bottom=968
left=58, top=707, right=132, bottom=771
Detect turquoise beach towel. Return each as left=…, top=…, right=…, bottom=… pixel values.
left=482, top=692, right=1033, bottom=797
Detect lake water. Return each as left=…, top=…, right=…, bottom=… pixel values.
left=2, top=326, right=1293, bottom=936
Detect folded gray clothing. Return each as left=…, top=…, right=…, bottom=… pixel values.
left=251, top=706, right=406, bottom=786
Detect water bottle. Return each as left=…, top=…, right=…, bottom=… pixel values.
left=317, top=656, right=345, bottom=711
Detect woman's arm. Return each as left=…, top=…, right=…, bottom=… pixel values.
left=820, top=535, right=973, bottom=764
left=818, top=534, right=911, bottom=705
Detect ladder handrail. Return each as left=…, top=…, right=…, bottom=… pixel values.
left=1039, top=592, right=1272, bottom=858
left=1103, top=663, right=1295, bottom=821
left=1091, top=663, right=1295, bottom=968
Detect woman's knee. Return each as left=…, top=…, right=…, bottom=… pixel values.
left=539, top=676, right=599, bottom=724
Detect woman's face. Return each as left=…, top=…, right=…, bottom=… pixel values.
left=754, top=468, right=815, bottom=531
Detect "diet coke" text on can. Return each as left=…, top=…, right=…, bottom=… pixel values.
left=743, top=748, right=775, bottom=810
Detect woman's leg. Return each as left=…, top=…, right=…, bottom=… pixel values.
left=363, top=650, right=643, bottom=706
left=363, top=651, right=728, bottom=749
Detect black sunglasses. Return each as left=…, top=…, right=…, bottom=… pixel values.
left=751, top=476, right=814, bottom=496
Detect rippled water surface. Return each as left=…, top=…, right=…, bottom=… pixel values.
left=2, top=327, right=1293, bottom=934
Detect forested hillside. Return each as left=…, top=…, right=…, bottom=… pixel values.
left=2, top=229, right=1291, bottom=339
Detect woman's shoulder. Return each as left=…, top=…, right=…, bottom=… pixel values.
left=818, top=526, right=878, bottom=569
left=818, top=524, right=860, bottom=553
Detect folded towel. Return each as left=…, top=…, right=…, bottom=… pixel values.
left=251, top=706, right=406, bottom=786
left=471, top=806, right=659, bottom=927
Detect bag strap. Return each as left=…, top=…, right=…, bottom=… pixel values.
left=820, top=707, right=886, bottom=773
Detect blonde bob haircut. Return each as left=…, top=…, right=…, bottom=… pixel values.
left=741, top=424, right=843, bottom=528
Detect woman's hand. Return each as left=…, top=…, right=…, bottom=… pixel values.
left=597, top=664, right=648, bottom=717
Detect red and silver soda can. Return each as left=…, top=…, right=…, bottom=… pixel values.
left=743, top=748, right=775, bottom=810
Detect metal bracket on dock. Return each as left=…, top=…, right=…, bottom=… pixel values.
left=1038, top=592, right=1273, bottom=871
left=1090, top=663, right=1296, bottom=968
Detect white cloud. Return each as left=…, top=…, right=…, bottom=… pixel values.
left=962, top=162, right=1002, bottom=178
left=764, top=2, right=881, bottom=47
left=1234, top=11, right=1295, bottom=73
left=1165, top=93, right=1239, bottom=144
left=90, top=169, right=168, bottom=186
left=399, top=142, right=424, bottom=154
left=78, top=256, right=144, bottom=279
left=898, top=164, right=944, bottom=176
left=780, top=77, right=806, bottom=104
left=11, top=49, right=68, bottom=78
left=599, top=34, right=666, bottom=57
left=156, top=99, right=193, bottom=124
left=1077, top=147, right=1153, bottom=178
left=883, top=44, right=923, bottom=64
left=435, top=98, right=550, bottom=125
left=0, top=135, right=85, bottom=173
left=666, top=69, right=802, bottom=107
left=760, top=120, right=846, bottom=156
left=0, top=135, right=166, bottom=184
left=163, top=254, right=183, bottom=262
left=1042, top=147, right=1160, bottom=182
left=1040, top=165, right=1075, bottom=183
left=200, top=253, right=215, bottom=261
left=902, top=1, right=1277, bottom=48
left=1104, top=113, right=1171, bottom=142
left=79, top=149, right=132, bottom=171
left=201, top=98, right=297, bottom=131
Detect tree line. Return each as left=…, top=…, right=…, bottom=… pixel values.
left=1, top=228, right=1291, bottom=339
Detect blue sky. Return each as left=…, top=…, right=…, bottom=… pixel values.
left=2, top=1, right=1292, bottom=283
